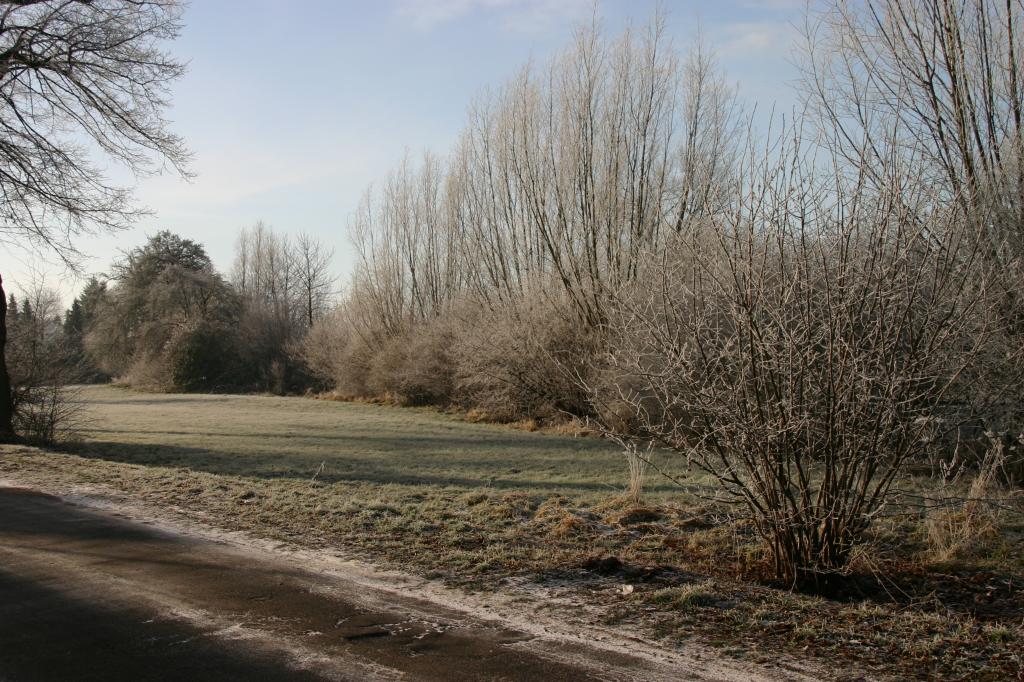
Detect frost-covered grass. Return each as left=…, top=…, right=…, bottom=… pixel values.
left=64, top=385, right=698, bottom=499
left=1, top=385, right=1020, bottom=680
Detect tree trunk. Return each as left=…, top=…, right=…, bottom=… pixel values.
left=0, top=274, right=14, bottom=442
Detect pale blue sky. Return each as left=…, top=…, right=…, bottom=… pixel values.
left=3, top=0, right=809, bottom=302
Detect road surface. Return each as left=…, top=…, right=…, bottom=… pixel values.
left=0, top=486, right=760, bottom=682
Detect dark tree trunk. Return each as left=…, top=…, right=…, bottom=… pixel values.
left=0, top=274, right=14, bottom=442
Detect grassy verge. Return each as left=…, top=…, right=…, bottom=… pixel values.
left=1, top=385, right=1021, bottom=680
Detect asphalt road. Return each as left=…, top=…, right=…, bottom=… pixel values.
left=0, top=487, right=689, bottom=682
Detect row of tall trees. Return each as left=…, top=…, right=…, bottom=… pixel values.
left=347, top=16, right=740, bottom=334
left=306, top=3, right=1024, bottom=583
left=316, top=17, right=745, bottom=419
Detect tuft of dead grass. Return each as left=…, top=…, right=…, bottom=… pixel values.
left=647, top=580, right=721, bottom=608
left=924, top=443, right=1019, bottom=563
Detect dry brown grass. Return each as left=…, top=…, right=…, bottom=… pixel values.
left=923, top=443, right=1021, bottom=564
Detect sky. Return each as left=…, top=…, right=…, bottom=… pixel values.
left=1, top=0, right=810, bottom=304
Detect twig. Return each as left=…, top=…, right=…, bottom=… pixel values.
left=311, top=460, right=326, bottom=482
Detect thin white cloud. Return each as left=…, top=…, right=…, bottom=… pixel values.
left=135, top=140, right=383, bottom=209
left=714, top=20, right=799, bottom=58
left=393, top=0, right=592, bottom=33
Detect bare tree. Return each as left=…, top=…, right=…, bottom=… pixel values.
left=0, top=0, right=189, bottom=440
left=232, top=221, right=301, bottom=330
left=6, top=277, right=84, bottom=442
left=348, top=151, right=462, bottom=336
left=295, top=233, right=335, bottom=328
left=231, top=222, right=335, bottom=392
left=800, top=0, right=1024, bottom=254
left=0, top=275, right=11, bottom=440
left=801, top=0, right=1024, bottom=448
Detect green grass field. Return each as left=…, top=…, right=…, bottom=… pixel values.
left=67, top=385, right=679, bottom=496
left=1, top=384, right=1020, bottom=680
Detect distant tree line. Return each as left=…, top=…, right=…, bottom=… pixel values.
left=8, top=225, right=335, bottom=397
